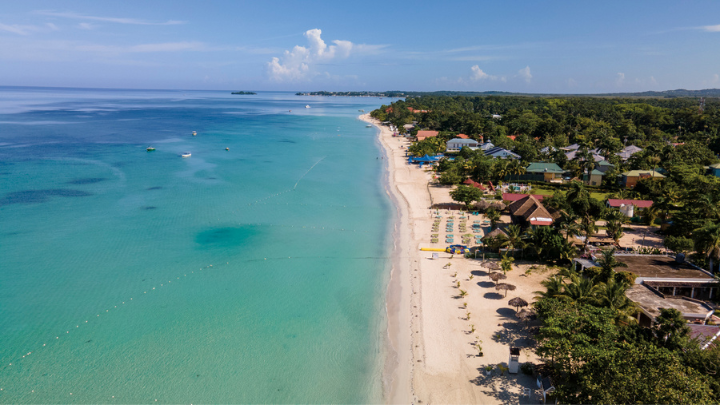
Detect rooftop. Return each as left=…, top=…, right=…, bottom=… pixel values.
left=607, top=199, right=653, bottom=208
left=626, top=284, right=713, bottom=320
left=614, top=255, right=712, bottom=280
left=689, top=324, right=720, bottom=349
left=526, top=162, right=564, bottom=174
left=502, top=193, right=546, bottom=202
left=416, top=130, right=439, bottom=140
left=457, top=134, right=469, bottom=139
left=622, top=169, right=665, bottom=178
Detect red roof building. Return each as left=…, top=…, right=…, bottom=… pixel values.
left=502, top=193, right=546, bottom=202
left=416, top=130, right=439, bottom=141
left=508, top=135, right=517, bottom=141
left=457, top=134, right=469, bottom=139
left=508, top=195, right=557, bottom=226
left=463, top=178, right=486, bottom=191
left=606, top=199, right=653, bottom=209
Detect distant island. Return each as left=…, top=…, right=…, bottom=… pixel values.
left=296, top=88, right=720, bottom=99
left=231, top=91, right=257, bottom=95
left=295, top=91, right=408, bottom=97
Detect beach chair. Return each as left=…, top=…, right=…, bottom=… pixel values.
left=446, top=239, right=454, bottom=243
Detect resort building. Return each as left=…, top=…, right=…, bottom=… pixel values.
left=415, top=130, right=439, bottom=141
left=523, top=162, right=565, bottom=182
left=689, top=325, right=720, bottom=350
left=595, top=160, right=615, bottom=173
left=478, top=141, right=495, bottom=151
left=484, top=147, right=520, bottom=160
left=584, top=169, right=605, bottom=186
left=446, top=138, right=480, bottom=152
left=574, top=254, right=717, bottom=327
left=621, top=169, right=665, bottom=188
left=606, top=199, right=653, bottom=217
left=617, top=145, right=643, bottom=161
left=508, top=195, right=556, bottom=227
left=502, top=193, right=546, bottom=202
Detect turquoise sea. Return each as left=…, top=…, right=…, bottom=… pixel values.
left=0, top=87, right=392, bottom=403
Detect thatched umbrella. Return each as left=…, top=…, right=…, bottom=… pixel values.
left=508, top=297, right=529, bottom=312
left=496, top=283, right=516, bottom=297
left=483, top=261, right=501, bottom=271
left=488, top=272, right=507, bottom=285
left=517, top=308, right=537, bottom=327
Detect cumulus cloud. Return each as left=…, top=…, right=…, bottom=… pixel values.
left=518, top=66, right=532, bottom=83
left=469, top=65, right=506, bottom=82
left=616, top=72, right=625, bottom=86
left=267, top=28, right=384, bottom=82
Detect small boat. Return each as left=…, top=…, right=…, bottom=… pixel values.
left=366, top=125, right=372, bottom=128
left=181, top=152, right=191, bottom=158
left=146, top=147, right=155, bottom=152
left=305, top=105, right=311, bottom=109
left=192, top=131, right=197, bottom=136
left=225, top=147, right=229, bottom=151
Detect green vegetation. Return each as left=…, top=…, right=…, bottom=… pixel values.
left=230, top=91, right=257, bottom=95
left=534, top=265, right=719, bottom=403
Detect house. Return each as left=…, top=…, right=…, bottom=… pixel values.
left=565, top=148, right=605, bottom=162
left=416, top=130, right=439, bottom=141
left=478, top=141, right=495, bottom=151
left=689, top=325, right=720, bottom=350
left=525, top=162, right=565, bottom=182
left=507, top=135, right=517, bottom=141
left=595, top=160, right=615, bottom=173
left=456, top=133, right=470, bottom=139
left=617, top=145, right=642, bottom=161
left=446, top=138, right=480, bottom=152
left=491, top=114, right=502, bottom=119
left=482, top=227, right=508, bottom=242
left=583, top=169, right=603, bottom=186
left=502, top=193, right=546, bottom=202
left=621, top=169, right=665, bottom=188
left=508, top=195, right=556, bottom=226
left=709, top=163, right=720, bottom=178
left=463, top=178, right=486, bottom=191
left=606, top=198, right=653, bottom=217
left=484, top=147, right=520, bottom=160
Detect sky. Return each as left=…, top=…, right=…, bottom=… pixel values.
left=1, top=0, right=720, bottom=93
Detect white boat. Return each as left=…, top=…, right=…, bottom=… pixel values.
left=305, top=105, right=311, bottom=109
left=181, top=152, right=191, bottom=158
left=366, top=125, right=372, bottom=128
left=192, top=131, right=197, bottom=136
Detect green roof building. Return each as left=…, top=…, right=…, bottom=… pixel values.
left=525, top=162, right=565, bottom=182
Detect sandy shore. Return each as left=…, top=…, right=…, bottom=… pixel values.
left=362, top=114, right=547, bottom=404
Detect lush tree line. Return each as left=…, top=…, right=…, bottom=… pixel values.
left=534, top=251, right=720, bottom=403
left=373, top=95, right=720, bottom=272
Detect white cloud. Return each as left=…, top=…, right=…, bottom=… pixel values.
left=518, top=66, right=532, bottom=83
left=78, top=22, right=95, bottom=30
left=0, top=23, right=44, bottom=35
left=35, top=10, right=184, bottom=25
left=700, top=24, right=720, bottom=32
left=568, top=78, right=577, bottom=87
left=712, top=74, right=719, bottom=85
left=266, top=28, right=385, bottom=82
left=470, top=65, right=489, bottom=80
left=616, top=72, right=625, bottom=86
left=469, top=65, right=506, bottom=82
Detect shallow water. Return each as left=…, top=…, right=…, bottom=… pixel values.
left=0, top=88, right=391, bottom=403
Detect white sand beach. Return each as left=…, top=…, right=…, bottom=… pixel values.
left=362, top=114, right=547, bottom=404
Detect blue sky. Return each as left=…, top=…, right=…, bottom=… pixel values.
left=1, top=0, right=719, bottom=93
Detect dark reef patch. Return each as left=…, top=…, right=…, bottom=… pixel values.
left=142, top=206, right=157, bottom=210
left=0, top=189, right=93, bottom=206
left=66, top=177, right=106, bottom=185
left=195, top=226, right=257, bottom=249
left=279, top=139, right=297, bottom=144
left=146, top=186, right=163, bottom=191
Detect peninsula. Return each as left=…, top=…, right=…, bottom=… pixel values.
left=231, top=91, right=257, bottom=95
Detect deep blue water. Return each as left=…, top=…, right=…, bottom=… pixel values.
left=0, top=88, right=392, bottom=403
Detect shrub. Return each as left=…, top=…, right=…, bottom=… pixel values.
left=615, top=271, right=638, bottom=285
left=520, top=362, right=534, bottom=375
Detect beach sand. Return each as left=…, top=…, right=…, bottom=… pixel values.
left=362, top=114, right=547, bottom=404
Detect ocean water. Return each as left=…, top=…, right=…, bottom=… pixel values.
left=0, top=87, right=392, bottom=403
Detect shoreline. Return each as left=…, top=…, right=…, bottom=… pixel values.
left=360, top=113, right=415, bottom=404
left=361, top=113, right=542, bottom=404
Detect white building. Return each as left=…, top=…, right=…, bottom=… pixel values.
left=446, top=138, right=480, bottom=152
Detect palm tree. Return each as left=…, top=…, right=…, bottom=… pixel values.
left=557, top=274, right=602, bottom=304
left=534, top=275, right=565, bottom=300
left=604, top=208, right=626, bottom=243
left=565, top=181, right=590, bottom=213
left=693, top=222, right=720, bottom=273
left=504, top=224, right=523, bottom=252
left=557, top=212, right=582, bottom=242
left=642, top=204, right=661, bottom=227
left=486, top=208, right=501, bottom=230
left=594, top=278, right=637, bottom=324
left=581, top=215, right=598, bottom=249
left=500, top=253, right=515, bottom=275
left=558, top=241, right=578, bottom=263
left=596, top=248, right=628, bottom=282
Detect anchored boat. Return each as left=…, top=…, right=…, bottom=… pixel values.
left=181, top=152, right=191, bottom=158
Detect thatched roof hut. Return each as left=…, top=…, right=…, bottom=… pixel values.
left=508, top=297, right=529, bottom=312
left=496, top=283, right=517, bottom=297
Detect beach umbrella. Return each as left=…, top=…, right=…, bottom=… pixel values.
left=496, top=283, right=516, bottom=297
left=517, top=308, right=537, bottom=327
left=508, top=297, right=529, bottom=312
left=488, top=272, right=507, bottom=285
left=483, top=261, right=501, bottom=271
